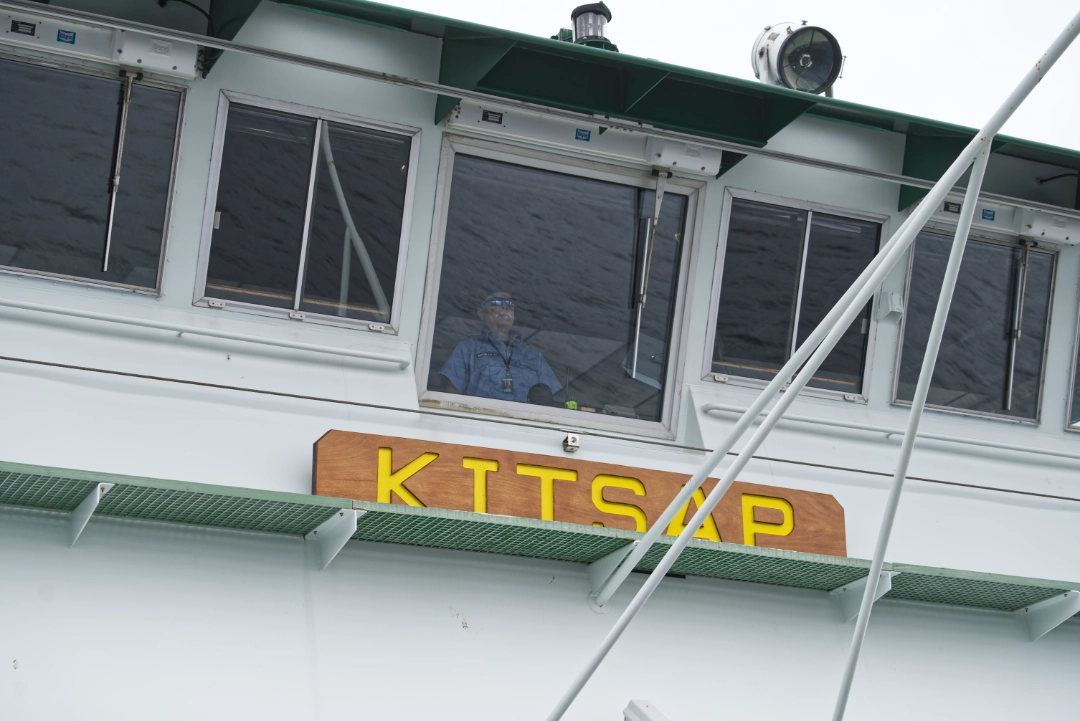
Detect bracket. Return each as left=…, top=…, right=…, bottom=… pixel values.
left=587, top=541, right=638, bottom=614
left=305, top=509, right=362, bottom=571
left=69, top=483, right=114, bottom=547
left=1016, top=590, right=1080, bottom=641
left=829, top=571, right=898, bottom=623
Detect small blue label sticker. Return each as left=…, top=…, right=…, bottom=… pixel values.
left=982, top=208, right=996, bottom=221
left=56, top=29, right=76, bottom=44
left=575, top=128, right=591, bottom=142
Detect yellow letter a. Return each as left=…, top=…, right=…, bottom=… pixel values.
left=665, top=487, right=721, bottom=542
left=377, top=447, right=437, bottom=506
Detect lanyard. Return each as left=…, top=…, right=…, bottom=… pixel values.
left=489, top=336, right=515, bottom=374
left=490, top=336, right=515, bottom=393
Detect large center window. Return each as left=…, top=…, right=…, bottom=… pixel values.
left=418, top=140, right=696, bottom=434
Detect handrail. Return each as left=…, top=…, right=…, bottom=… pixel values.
left=701, top=402, right=1080, bottom=463
left=0, top=297, right=411, bottom=369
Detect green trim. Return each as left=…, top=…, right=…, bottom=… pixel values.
left=205, top=0, right=263, bottom=76
left=273, top=0, right=1080, bottom=167
left=2, top=460, right=1077, bottom=617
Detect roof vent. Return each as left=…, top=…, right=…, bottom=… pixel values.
left=751, top=21, right=842, bottom=95
left=569, top=3, right=618, bottom=52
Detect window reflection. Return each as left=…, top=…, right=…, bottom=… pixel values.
left=712, top=198, right=879, bottom=392
left=897, top=231, right=1053, bottom=420
left=428, top=155, right=688, bottom=423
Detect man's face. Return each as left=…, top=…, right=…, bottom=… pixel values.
left=478, top=292, right=515, bottom=334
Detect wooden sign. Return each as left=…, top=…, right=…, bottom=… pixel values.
left=313, top=431, right=846, bottom=556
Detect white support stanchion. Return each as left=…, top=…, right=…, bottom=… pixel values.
left=305, top=509, right=361, bottom=571
left=1017, top=591, right=1080, bottom=641
left=546, top=11, right=1080, bottom=719
left=587, top=542, right=638, bottom=612
left=830, top=142, right=992, bottom=721
left=830, top=572, right=898, bottom=624
left=69, top=482, right=114, bottom=547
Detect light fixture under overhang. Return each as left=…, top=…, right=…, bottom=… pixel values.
left=752, top=21, right=842, bottom=95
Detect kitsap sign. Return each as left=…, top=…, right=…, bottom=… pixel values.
left=313, top=431, right=846, bottom=556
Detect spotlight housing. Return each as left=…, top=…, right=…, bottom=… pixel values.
left=752, top=21, right=842, bottom=95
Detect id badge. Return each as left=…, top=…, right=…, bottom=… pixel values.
left=501, top=376, right=514, bottom=394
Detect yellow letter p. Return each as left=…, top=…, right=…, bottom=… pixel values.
left=741, top=494, right=794, bottom=546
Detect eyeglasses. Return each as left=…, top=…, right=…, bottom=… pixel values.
left=483, top=299, right=515, bottom=308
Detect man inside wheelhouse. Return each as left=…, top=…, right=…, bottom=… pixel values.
left=438, top=291, right=562, bottom=403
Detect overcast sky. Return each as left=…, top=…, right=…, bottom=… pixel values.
left=391, top=0, right=1080, bottom=152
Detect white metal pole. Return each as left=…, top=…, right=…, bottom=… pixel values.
left=830, top=139, right=992, bottom=721
left=319, top=129, right=391, bottom=320
left=551, top=11, right=1080, bottom=718
left=338, top=228, right=352, bottom=317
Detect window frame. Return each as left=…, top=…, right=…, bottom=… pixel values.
left=414, top=134, right=705, bottom=439
left=1065, top=299, right=1080, bottom=434
left=891, top=227, right=1057, bottom=424
left=193, top=90, right=422, bottom=333
left=701, top=187, right=889, bottom=402
left=0, top=49, right=186, bottom=295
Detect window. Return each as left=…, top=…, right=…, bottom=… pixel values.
left=196, top=93, right=419, bottom=329
left=417, top=139, right=697, bottom=434
left=896, top=231, right=1054, bottom=421
left=707, top=192, right=882, bottom=395
left=1068, top=313, right=1080, bottom=431
left=0, top=55, right=182, bottom=290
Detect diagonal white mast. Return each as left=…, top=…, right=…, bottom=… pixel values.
left=547, top=10, right=1080, bottom=721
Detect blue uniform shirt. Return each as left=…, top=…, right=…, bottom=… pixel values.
left=439, top=328, right=562, bottom=403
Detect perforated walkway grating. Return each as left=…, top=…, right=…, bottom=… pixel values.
left=2, top=460, right=1076, bottom=614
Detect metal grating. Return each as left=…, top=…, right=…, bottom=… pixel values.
left=96, top=485, right=340, bottom=536
left=0, top=470, right=98, bottom=512
left=886, top=566, right=1072, bottom=612
left=637, top=540, right=871, bottom=591
left=1, top=460, right=1077, bottom=616
left=352, top=502, right=637, bottom=564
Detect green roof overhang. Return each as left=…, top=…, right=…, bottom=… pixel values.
left=275, top=0, right=1080, bottom=206
left=2, top=459, right=1078, bottom=617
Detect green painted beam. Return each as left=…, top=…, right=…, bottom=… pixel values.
left=435, top=35, right=516, bottom=125
left=1, top=460, right=1077, bottom=618
left=205, top=0, right=263, bottom=76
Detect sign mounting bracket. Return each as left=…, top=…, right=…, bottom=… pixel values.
left=305, top=509, right=363, bottom=571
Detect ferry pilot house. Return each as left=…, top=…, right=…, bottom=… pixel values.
left=421, top=141, right=692, bottom=428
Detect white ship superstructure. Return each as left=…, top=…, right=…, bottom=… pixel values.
left=1, top=2, right=1079, bottom=719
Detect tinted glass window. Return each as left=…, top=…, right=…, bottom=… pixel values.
left=300, top=122, right=411, bottom=321
left=207, top=106, right=316, bottom=309
left=0, top=59, right=178, bottom=288
left=427, top=155, right=688, bottom=424
left=898, top=232, right=1053, bottom=420
left=712, top=198, right=878, bottom=392
left=204, top=105, right=412, bottom=323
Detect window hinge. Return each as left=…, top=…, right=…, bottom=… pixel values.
left=843, top=393, right=861, bottom=403
left=213, top=211, right=221, bottom=230
left=368, top=322, right=388, bottom=333
left=288, top=311, right=306, bottom=321
left=207, top=300, right=226, bottom=309
left=712, top=374, right=729, bottom=383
